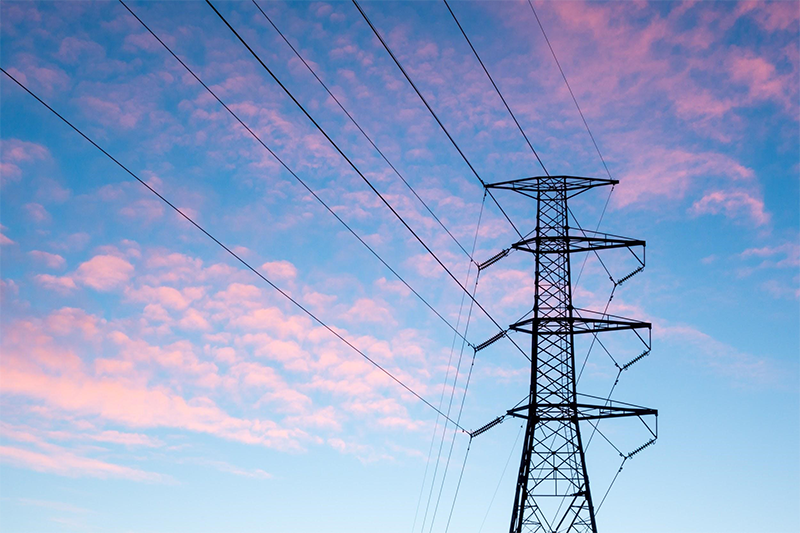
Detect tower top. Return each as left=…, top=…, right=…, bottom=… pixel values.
left=485, top=175, right=617, bottom=198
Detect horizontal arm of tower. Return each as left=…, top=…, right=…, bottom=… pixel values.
left=510, top=231, right=645, bottom=255
left=509, top=312, right=651, bottom=336
left=484, top=175, right=617, bottom=198
left=505, top=402, right=658, bottom=422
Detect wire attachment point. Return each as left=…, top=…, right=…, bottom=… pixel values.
left=470, top=415, right=505, bottom=438
left=625, top=437, right=657, bottom=459
left=475, top=330, right=507, bottom=352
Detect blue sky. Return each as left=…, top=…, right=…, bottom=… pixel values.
left=1, top=1, right=798, bottom=532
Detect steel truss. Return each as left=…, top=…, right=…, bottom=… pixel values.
left=481, top=176, right=656, bottom=533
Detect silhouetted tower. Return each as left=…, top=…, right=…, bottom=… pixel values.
left=480, top=175, right=656, bottom=533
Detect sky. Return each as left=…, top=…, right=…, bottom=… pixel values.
left=0, top=0, right=798, bottom=532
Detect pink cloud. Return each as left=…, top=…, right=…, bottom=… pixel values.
left=213, top=283, right=262, bottom=308
left=1, top=360, right=302, bottom=450
left=119, top=199, right=165, bottom=223
left=23, top=202, right=50, bottom=223
left=232, top=307, right=311, bottom=338
left=74, top=255, right=134, bottom=291
left=303, top=291, right=337, bottom=311
left=343, top=297, right=396, bottom=325
left=741, top=242, right=800, bottom=267
left=375, top=277, right=411, bottom=297
left=188, top=458, right=272, bottom=480
left=326, top=437, right=392, bottom=463
left=0, top=138, right=49, bottom=184
left=56, top=36, right=105, bottom=64
left=45, top=307, right=103, bottom=338
left=691, top=189, right=770, bottom=226
left=614, top=146, right=756, bottom=208
left=88, top=430, right=163, bottom=448
left=260, top=260, right=298, bottom=281
left=736, top=1, right=800, bottom=32
left=126, top=285, right=203, bottom=311
left=29, top=250, right=66, bottom=269
left=178, top=309, right=212, bottom=331
left=77, top=95, right=140, bottom=129
left=0, top=230, right=14, bottom=246
left=33, top=274, right=77, bottom=294
left=3, top=59, right=70, bottom=97
left=240, top=333, right=312, bottom=373
left=0, top=445, right=168, bottom=482
left=656, top=323, right=780, bottom=385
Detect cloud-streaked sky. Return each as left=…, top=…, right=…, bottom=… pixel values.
left=1, top=1, right=798, bottom=531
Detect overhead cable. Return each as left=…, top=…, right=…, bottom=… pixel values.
left=413, top=194, right=485, bottom=533
left=118, top=0, right=473, bottom=350
left=0, top=66, right=467, bottom=433
left=527, top=0, right=614, bottom=181
left=419, top=196, right=485, bottom=533
left=207, top=0, right=531, bottom=362
left=443, top=0, right=548, bottom=176
left=251, top=0, right=475, bottom=263
left=351, top=0, right=526, bottom=242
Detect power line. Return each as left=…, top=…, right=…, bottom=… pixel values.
left=477, top=424, right=524, bottom=533
left=526, top=0, right=613, bottom=181
left=251, top=0, right=475, bottom=263
left=117, top=0, right=473, bottom=351
left=443, top=0, right=548, bottom=176
left=526, top=0, right=619, bottom=299
left=413, top=194, right=485, bottom=533
left=207, top=0, right=531, bottom=362
left=351, top=0, right=526, bottom=242
left=442, top=435, right=472, bottom=533
left=424, top=201, right=487, bottom=533
left=0, top=65, right=468, bottom=433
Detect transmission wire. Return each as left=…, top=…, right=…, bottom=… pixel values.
left=476, top=424, right=524, bottom=533
left=351, top=0, right=526, bottom=242
left=118, top=0, right=473, bottom=351
left=420, top=196, right=485, bottom=533
left=443, top=0, right=548, bottom=176
left=0, top=66, right=468, bottom=433
left=251, top=0, right=475, bottom=264
left=413, top=193, right=485, bottom=533
left=207, top=0, right=531, bottom=363
left=527, top=0, right=613, bottom=181
left=442, top=436, right=471, bottom=533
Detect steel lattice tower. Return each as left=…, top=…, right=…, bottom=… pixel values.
left=477, top=175, right=657, bottom=533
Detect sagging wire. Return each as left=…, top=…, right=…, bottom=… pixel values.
left=476, top=424, right=524, bottom=533
left=414, top=193, right=486, bottom=533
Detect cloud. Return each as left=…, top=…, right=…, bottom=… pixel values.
left=178, top=309, right=211, bottom=331
left=34, top=274, right=77, bottom=294
left=0, top=445, right=168, bottom=482
left=691, top=189, right=770, bottom=226
left=657, top=323, right=782, bottom=386
left=739, top=1, right=800, bottom=32
left=126, top=285, right=204, bottom=311
left=261, top=260, right=298, bottom=281
left=23, top=202, right=50, bottom=223
left=119, top=199, right=165, bottom=223
left=343, top=297, right=396, bottom=325
left=188, top=458, right=272, bottom=480
left=77, top=95, right=140, bottom=129
left=740, top=242, right=800, bottom=267
left=74, top=255, right=134, bottom=291
left=29, top=250, right=66, bottom=269
left=0, top=138, right=49, bottom=184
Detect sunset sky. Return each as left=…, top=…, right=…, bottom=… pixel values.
left=1, top=1, right=798, bottom=532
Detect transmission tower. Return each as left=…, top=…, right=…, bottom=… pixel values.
left=474, top=175, right=657, bottom=533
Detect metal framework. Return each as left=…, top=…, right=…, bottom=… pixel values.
left=480, top=175, right=656, bottom=533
